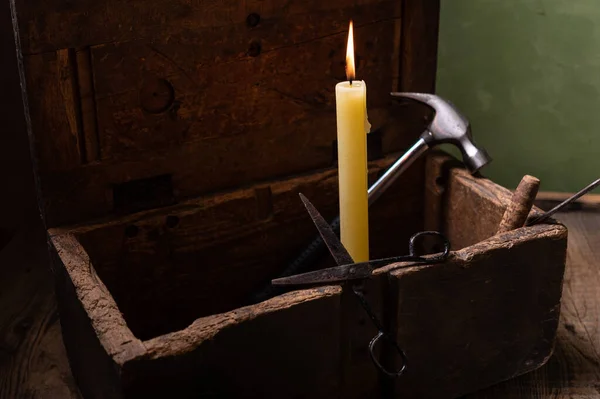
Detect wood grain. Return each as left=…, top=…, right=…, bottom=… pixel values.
left=496, top=175, right=540, bottom=234
left=3, top=208, right=600, bottom=398
left=466, top=211, right=600, bottom=398
left=381, top=163, right=568, bottom=399
left=122, top=287, right=343, bottom=398
left=15, top=0, right=392, bottom=54
left=399, top=0, right=440, bottom=93
left=388, top=224, right=567, bottom=399
left=56, top=153, right=423, bottom=341
left=14, top=0, right=440, bottom=228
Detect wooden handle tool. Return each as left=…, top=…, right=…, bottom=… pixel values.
left=496, top=175, right=540, bottom=234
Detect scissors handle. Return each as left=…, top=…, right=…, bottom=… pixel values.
left=408, top=231, right=451, bottom=262
left=369, top=331, right=408, bottom=378
left=363, top=230, right=450, bottom=271
left=352, top=287, right=408, bottom=378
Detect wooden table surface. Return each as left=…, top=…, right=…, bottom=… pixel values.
left=0, top=204, right=598, bottom=398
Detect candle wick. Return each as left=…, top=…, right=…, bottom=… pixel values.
left=349, top=79, right=353, bottom=86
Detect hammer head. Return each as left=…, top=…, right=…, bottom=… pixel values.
left=391, top=92, right=492, bottom=174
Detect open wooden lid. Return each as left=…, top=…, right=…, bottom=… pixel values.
left=13, top=0, right=440, bottom=227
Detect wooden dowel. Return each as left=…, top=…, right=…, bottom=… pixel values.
left=496, top=175, right=540, bottom=234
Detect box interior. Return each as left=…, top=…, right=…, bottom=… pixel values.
left=70, top=154, right=427, bottom=340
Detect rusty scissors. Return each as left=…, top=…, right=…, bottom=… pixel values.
left=271, top=193, right=451, bottom=377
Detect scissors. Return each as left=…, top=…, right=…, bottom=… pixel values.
left=272, top=193, right=451, bottom=377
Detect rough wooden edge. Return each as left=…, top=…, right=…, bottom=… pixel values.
left=139, top=286, right=342, bottom=360
left=49, top=232, right=146, bottom=364
left=375, top=222, right=567, bottom=278
left=385, top=222, right=568, bottom=397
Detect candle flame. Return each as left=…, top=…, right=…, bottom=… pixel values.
left=346, top=20, right=355, bottom=82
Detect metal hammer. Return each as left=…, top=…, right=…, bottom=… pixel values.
left=368, top=92, right=491, bottom=203
left=250, top=92, right=492, bottom=303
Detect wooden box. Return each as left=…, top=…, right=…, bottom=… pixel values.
left=12, top=0, right=568, bottom=397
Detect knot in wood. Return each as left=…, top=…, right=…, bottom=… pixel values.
left=246, top=13, right=260, bottom=27
left=140, top=78, right=175, bottom=114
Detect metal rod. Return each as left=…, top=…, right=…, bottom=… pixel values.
left=526, top=177, right=600, bottom=226
left=368, top=138, right=429, bottom=205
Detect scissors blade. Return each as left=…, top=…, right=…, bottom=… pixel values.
left=298, top=193, right=354, bottom=266
left=271, top=260, right=375, bottom=285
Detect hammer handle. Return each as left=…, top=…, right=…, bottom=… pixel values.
left=496, top=175, right=540, bottom=234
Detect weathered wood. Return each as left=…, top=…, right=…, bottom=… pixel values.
left=387, top=225, right=567, bottom=398
left=381, top=0, right=442, bottom=156
left=496, top=175, right=540, bottom=234
left=22, top=52, right=83, bottom=172
left=467, top=210, right=600, bottom=398
left=9, top=0, right=572, bottom=397
left=50, top=218, right=346, bottom=399
left=8, top=210, right=600, bottom=399
left=52, top=227, right=346, bottom=398
left=122, top=287, right=343, bottom=398
left=17, top=0, right=438, bottom=227
left=442, top=168, right=547, bottom=250
left=399, top=0, right=441, bottom=93
left=56, top=153, right=423, bottom=340
left=51, top=234, right=146, bottom=362
left=16, top=0, right=392, bottom=55
left=380, top=166, right=568, bottom=398
left=423, top=150, right=463, bottom=232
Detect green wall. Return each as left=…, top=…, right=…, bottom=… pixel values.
left=436, top=1, right=600, bottom=192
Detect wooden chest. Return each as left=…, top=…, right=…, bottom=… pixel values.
left=12, top=0, right=567, bottom=397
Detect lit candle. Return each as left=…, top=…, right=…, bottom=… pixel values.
left=335, top=20, right=371, bottom=262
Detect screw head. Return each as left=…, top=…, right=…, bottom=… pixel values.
left=246, top=13, right=260, bottom=27
left=140, top=78, right=175, bottom=114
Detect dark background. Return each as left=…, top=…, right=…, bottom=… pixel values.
left=0, top=2, right=79, bottom=396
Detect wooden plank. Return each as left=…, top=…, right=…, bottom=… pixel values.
left=23, top=52, right=83, bottom=172
left=52, top=222, right=346, bottom=398
left=379, top=163, right=568, bottom=398
left=442, top=167, right=550, bottom=250
left=423, top=150, right=465, bottom=233
left=120, top=287, right=343, bottom=398
left=399, top=0, right=441, bottom=93
left=387, top=223, right=567, bottom=399
left=17, top=0, right=435, bottom=227
left=75, top=47, right=101, bottom=162
left=57, top=153, right=423, bottom=341
left=90, top=3, right=398, bottom=161
left=50, top=234, right=146, bottom=363
left=383, top=0, right=441, bottom=157
left=15, top=0, right=393, bottom=54
left=467, top=211, right=600, bottom=398
left=4, top=210, right=600, bottom=398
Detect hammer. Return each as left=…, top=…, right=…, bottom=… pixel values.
left=250, top=92, right=492, bottom=303
left=368, top=92, right=491, bottom=202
